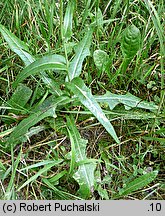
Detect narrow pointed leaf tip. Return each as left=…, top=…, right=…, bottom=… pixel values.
left=66, top=78, right=120, bottom=143
left=119, top=171, right=158, bottom=196
left=68, top=27, right=93, bottom=81
left=0, top=24, right=35, bottom=65
left=13, top=54, right=67, bottom=88
left=63, top=1, right=75, bottom=41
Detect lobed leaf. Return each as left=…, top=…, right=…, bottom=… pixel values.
left=66, top=78, right=120, bottom=143
left=7, top=107, right=55, bottom=146
left=95, top=91, right=158, bottom=111
left=13, top=54, right=67, bottom=88
left=7, top=95, right=69, bottom=146
left=67, top=116, right=96, bottom=198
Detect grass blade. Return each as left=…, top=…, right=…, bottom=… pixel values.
left=143, top=0, right=165, bottom=105
left=5, top=148, right=21, bottom=199
left=17, top=160, right=63, bottom=191
left=13, top=54, right=67, bottom=88
left=19, top=160, right=58, bottom=171
left=66, top=77, right=120, bottom=143
left=67, top=127, right=76, bottom=176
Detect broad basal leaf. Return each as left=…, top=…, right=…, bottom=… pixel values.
left=119, top=171, right=158, bottom=196
left=7, top=84, right=32, bottom=114
left=7, top=95, right=69, bottom=146
left=95, top=91, right=158, bottom=111
left=68, top=27, right=93, bottom=81
left=0, top=24, right=35, bottom=66
left=93, top=50, right=110, bottom=73
left=7, top=107, right=55, bottom=146
left=67, top=116, right=96, bottom=198
left=66, top=78, right=120, bottom=143
left=121, top=24, right=141, bottom=59
left=13, top=54, right=67, bottom=88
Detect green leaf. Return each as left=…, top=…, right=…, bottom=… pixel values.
left=0, top=24, right=65, bottom=95
left=7, top=95, right=69, bottom=146
left=67, top=127, right=76, bottom=176
left=8, top=108, right=55, bottom=146
left=0, top=24, right=66, bottom=96
left=0, top=24, right=35, bottom=66
left=5, top=149, right=21, bottom=199
left=95, top=8, right=104, bottom=29
left=13, top=54, right=67, bottom=88
left=41, top=74, right=63, bottom=96
left=20, top=160, right=59, bottom=171
left=121, top=24, right=141, bottom=59
left=67, top=116, right=96, bottom=198
left=93, top=50, right=109, bottom=73
left=0, top=161, right=6, bottom=171
left=66, top=78, right=119, bottom=143
left=42, top=178, right=82, bottom=200
left=144, top=0, right=164, bottom=56
left=119, top=171, right=158, bottom=196
left=63, top=1, right=75, bottom=41
left=68, top=27, right=93, bottom=81
left=6, top=84, right=32, bottom=113
left=17, top=160, right=63, bottom=191
left=22, top=125, right=46, bottom=142
left=48, top=170, right=67, bottom=184
left=97, top=185, right=109, bottom=200
left=95, top=91, right=158, bottom=111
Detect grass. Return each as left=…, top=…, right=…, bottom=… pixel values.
left=0, top=0, right=164, bottom=200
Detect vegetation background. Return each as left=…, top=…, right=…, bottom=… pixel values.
left=0, top=0, right=164, bottom=200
